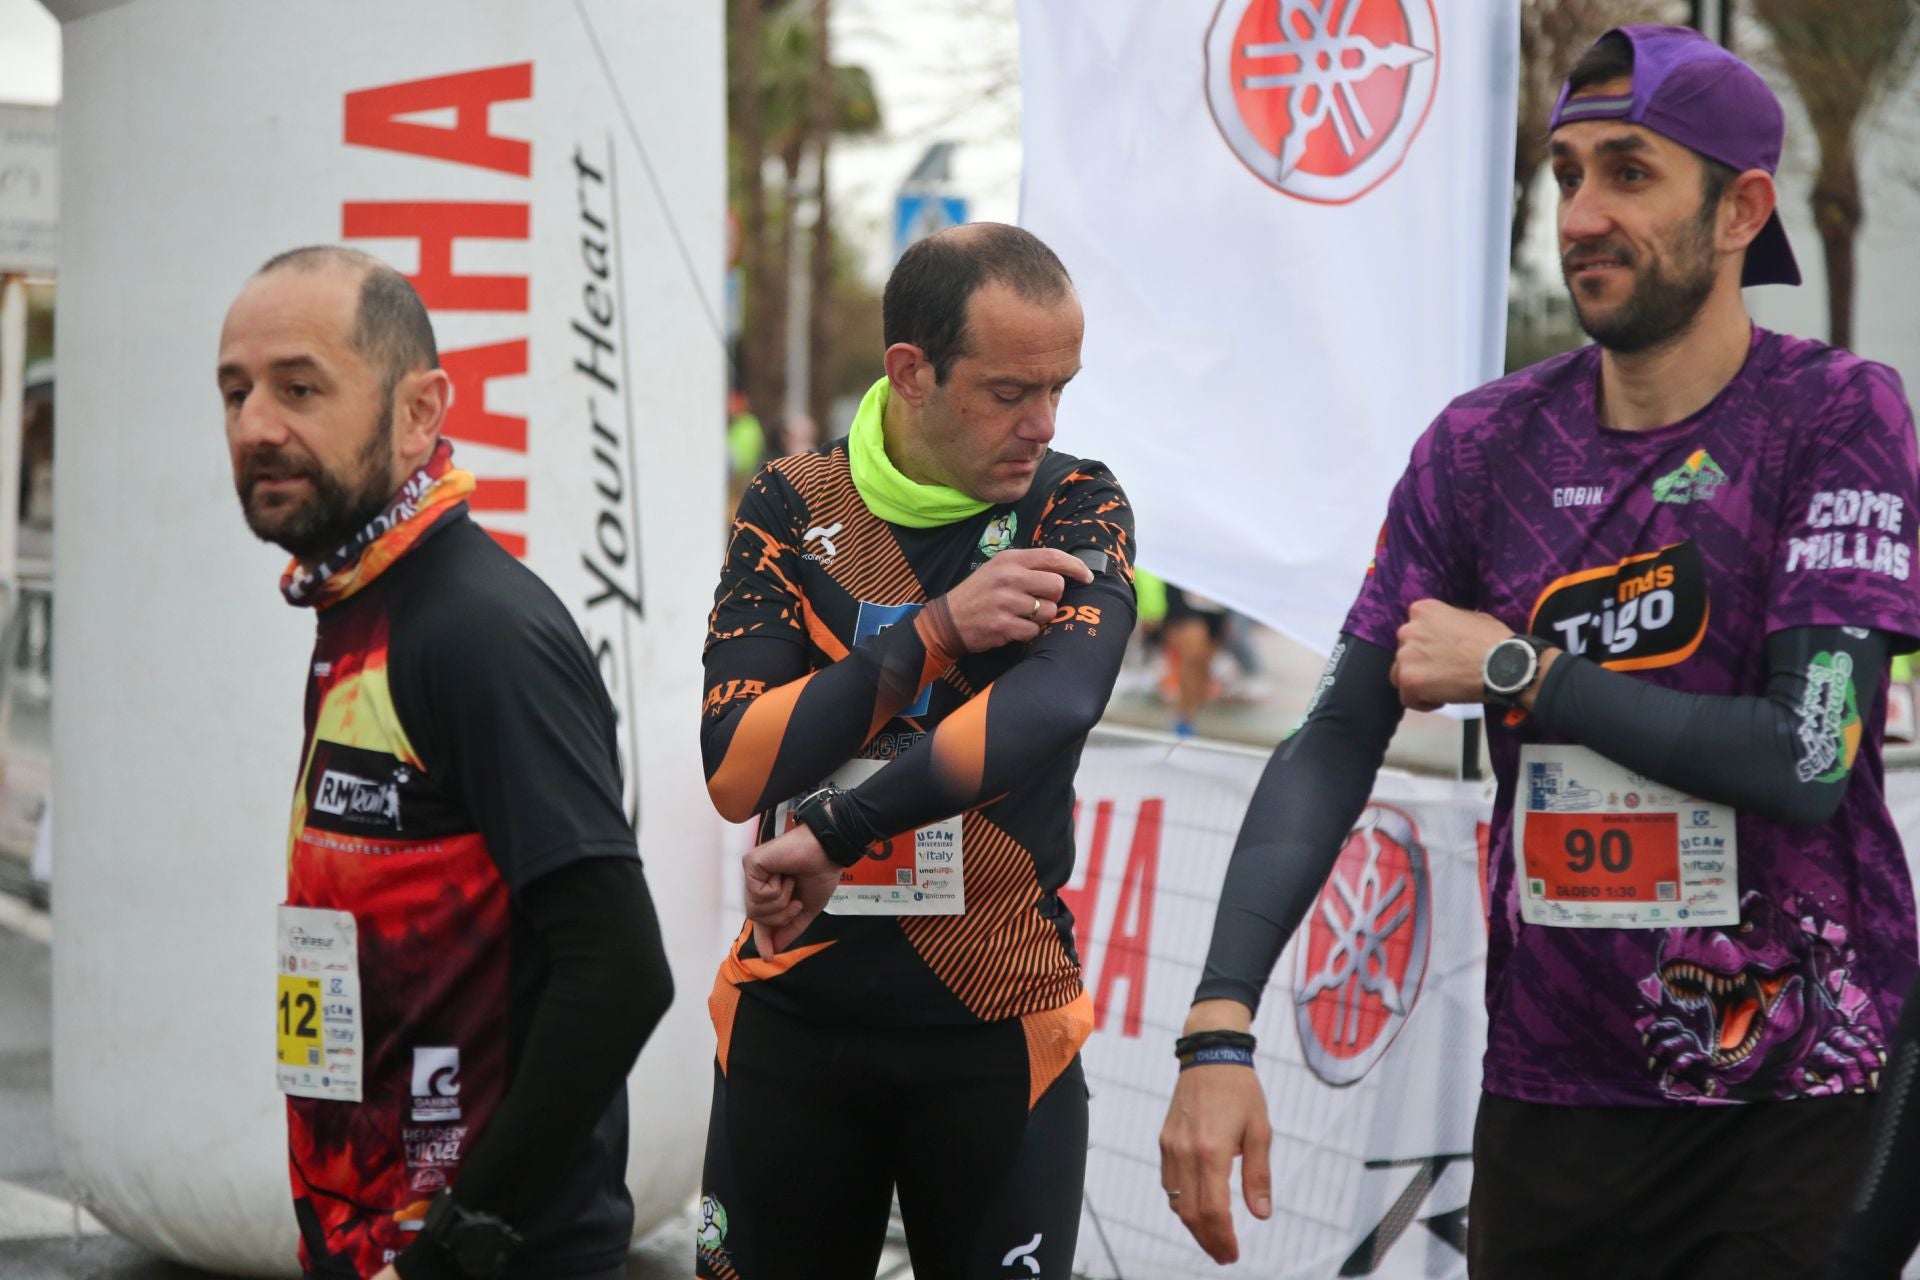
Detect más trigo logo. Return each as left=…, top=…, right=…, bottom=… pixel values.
left=1205, top=0, right=1439, bottom=204
left=1293, top=803, right=1430, bottom=1085
left=1529, top=542, right=1709, bottom=671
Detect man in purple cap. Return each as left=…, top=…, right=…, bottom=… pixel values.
left=1159, top=25, right=1920, bottom=1277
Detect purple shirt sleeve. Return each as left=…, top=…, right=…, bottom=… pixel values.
left=1341, top=416, right=1476, bottom=650
left=1765, top=364, right=1920, bottom=646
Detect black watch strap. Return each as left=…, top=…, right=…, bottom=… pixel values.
left=793, top=785, right=869, bottom=867
left=422, top=1190, right=522, bottom=1280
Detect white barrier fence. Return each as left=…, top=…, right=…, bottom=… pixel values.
left=1066, top=732, right=1920, bottom=1279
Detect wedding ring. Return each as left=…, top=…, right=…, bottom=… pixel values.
left=1029, top=597, right=1045, bottom=619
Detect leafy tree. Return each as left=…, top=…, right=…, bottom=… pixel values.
left=728, top=0, right=881, bottom=442
left=1749, top=0, right=1920, bottom=348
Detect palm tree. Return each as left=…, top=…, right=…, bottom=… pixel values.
left=729, top=0, right=881, bottom=438
left=1750, top=0, right=1920, bottom=349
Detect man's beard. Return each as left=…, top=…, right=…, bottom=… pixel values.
left=237, top=404, right=397, bottom=561
left=1565, top=202, right=1718, bottom=356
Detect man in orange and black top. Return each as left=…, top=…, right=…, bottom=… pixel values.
left=220, top=246, right=672, bottom=1280
left=698, top=224, right=1136, bottom=1278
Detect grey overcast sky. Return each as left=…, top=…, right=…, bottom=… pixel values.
left=0, top=0, right=60, bottom=103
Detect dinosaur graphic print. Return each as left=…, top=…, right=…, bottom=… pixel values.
left=1638, top=891, right=1887, bottom=1102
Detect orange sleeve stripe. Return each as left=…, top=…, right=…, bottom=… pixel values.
left=707, top=673, right=815, bottom=821
left=930, top=684, right=991, bottom=801
left=800, top=595, right=849, bottom=661
left=859, top=627, right=951, bottom=742
left=912, top=606, right=960, bottom=668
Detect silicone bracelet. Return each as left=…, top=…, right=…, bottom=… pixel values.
left=1178, top=1044, right=1257, bottom=1071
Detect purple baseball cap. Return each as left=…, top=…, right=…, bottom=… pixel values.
left=1548, top=24, right=1800, bottom=287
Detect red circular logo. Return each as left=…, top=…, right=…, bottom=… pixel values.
left=1292, top=803, right=1431, bottom=1084
left=1205, top=0, right=1439, bottom=204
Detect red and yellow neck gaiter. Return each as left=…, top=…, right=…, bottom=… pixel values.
left=280, top=438, right=476, bottom=609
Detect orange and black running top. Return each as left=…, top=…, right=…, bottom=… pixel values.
left=702, top=442, right=1136, bottom=1031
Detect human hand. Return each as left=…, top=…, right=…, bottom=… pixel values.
left=369, top=1267, right=399, bottom=1280
left=1157, top=1002, right=1272, bottom=1264
left=1391, top=599, right=1513, bottom=711
left=937, top=548, right=1094, bottom=653
left=743, top=822, right=841, bottom=955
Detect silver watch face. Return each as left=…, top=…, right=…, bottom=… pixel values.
left=1484, top=638, right=1536, bottom=695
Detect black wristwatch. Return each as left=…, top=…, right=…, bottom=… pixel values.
left=1482, top=634, right=1552, bottom=710
left=792, top=784, right=871, bottom=868
left=422, top=1190, right=523, bottom=1280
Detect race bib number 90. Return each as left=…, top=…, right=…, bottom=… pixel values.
left=1514, top=745, right=1736, bottom=930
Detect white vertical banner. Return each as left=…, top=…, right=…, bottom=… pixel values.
left=1066, top=738, right=1490, bottom=1278
left=49, top=2, right=722, bottom=1273
left=1018, top=0, right=1519, bottom=652
left=0, top=102, right=58, bottom=276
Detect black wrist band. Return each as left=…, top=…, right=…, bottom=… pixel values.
left=1174, top=1029, right=1258, bottom=1058
left=794, top=785, right=869, bottom=868
left=1179, top=1045, right=1257, bottom=1071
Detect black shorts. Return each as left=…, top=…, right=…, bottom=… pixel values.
left=1163, top=586, right=1227, bottom=640
left=1469, top=1089, right=1875, bottom=1279
left=696, top=994, right=1088, bottom=1280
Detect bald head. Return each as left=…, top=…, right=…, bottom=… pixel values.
left=883, top=223, right=1074, bottom=383
left=220, top=246, right=454, bottom=562
left=256, top=246, right=440, bottom=398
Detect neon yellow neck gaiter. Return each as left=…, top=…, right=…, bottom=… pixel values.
left=847, top=377, right=991, bottom=528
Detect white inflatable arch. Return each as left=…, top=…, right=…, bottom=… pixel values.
left=47, top=3, right=724, bottom=1272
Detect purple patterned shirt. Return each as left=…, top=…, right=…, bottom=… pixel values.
left=1346, top=328, right=1920, bottom=1107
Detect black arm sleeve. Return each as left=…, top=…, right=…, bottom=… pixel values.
left=1531, top=625, right=1887, bottom=826
left=394, top=857, right=672, bottom=1280
left=1194, top=635, right=1405, bottom=1014
left=1829, top=973, right=1920, bottom=1280
left=387, top=549, right=668, bottom=1278
left=700, top=462, right=959, bottom=823
left=700, top=618, right=953, bottom=823
left=833, top=569, right=1136, bottom=841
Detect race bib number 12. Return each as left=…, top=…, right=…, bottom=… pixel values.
left=276, top=905, right=363, bottom=1102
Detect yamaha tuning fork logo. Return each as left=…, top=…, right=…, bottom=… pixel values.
left=1293, top=804, right=1432, bottom=1085
left=1205, top=0, right=1439, bottom=204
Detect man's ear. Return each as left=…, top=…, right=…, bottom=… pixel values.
left=883, top=343, right=933, bottom=408
left=396, top=367, right=452, bottom=457
left=1720, top=168, right=1777, bottom=257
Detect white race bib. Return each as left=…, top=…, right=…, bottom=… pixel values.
left=773, top=759, right=965, bottom=916
left=276, top=905, right=364, bottom=1102
left=1514, top=744, right=1737, bottom=929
